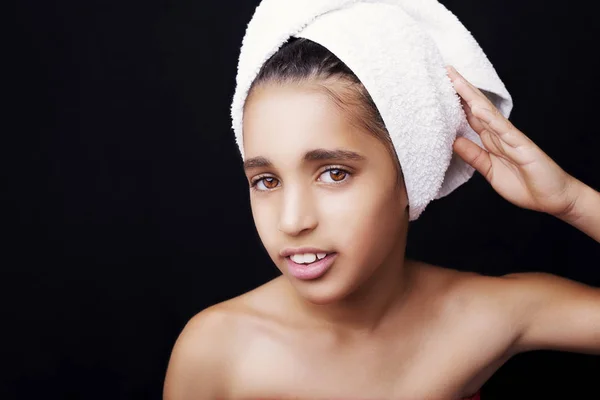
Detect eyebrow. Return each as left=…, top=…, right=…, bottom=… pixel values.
left=243, top=148, right=366, bottom=171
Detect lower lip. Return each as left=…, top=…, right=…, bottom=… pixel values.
left=285, top=253, right=337, bottom=280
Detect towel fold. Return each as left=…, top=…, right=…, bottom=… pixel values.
left=231, top=0, right=513, bottom=220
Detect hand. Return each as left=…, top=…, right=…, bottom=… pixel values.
left=446, top=65, right=581, bottom=218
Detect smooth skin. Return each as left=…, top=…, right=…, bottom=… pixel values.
left=163, top=67, right=600, bottom=400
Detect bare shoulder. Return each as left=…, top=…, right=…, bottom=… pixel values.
left=437, top=266, right=595, bottom=323
left=163, top=303, right=236, bottom=400
left=417, top=262, right=521, bottom=321
left=417, top=261, right=600, bottom=354
left=163, top=277, right=289, bottom=400
left=414, top=260, right=519, bottom=308
left=412, top=261, right=524, bottom=349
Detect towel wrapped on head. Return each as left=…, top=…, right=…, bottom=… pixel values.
left=231, top=0, right=513, bottom=220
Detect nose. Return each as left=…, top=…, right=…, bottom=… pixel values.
left=277, top=185, right=318, bottom=236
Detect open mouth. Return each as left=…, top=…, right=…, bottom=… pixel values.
left=288, top=252, right=331, bottom=265
left=285, top=253, right=337, bottom=280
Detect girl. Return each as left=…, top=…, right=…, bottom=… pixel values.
left=163, top=38, right=600, bottom=400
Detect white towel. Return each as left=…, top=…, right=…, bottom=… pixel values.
left=230, top=0, right=513, bottom=221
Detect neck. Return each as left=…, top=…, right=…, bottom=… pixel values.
left=288, top=243, right=416, bottom=336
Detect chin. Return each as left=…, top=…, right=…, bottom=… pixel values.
left=286, top=271, right=355, bottom=305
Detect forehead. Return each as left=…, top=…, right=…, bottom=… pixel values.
left=242, top=83, right=373, bottom=159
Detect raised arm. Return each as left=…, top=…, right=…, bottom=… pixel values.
left=554, top=179, right=600, bottom=242
left=445, top=65, right=600, bottom=355
left=502, top=272, right=600, bottom=355
left=446, top=65, right=600, bottom=242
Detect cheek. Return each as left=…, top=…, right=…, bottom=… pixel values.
left=326, top=180, right=405, bottom=261
left=250, top=199, right=276, bottom=245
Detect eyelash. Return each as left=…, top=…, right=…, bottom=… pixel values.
left=250, top=166, right=352, bottom=192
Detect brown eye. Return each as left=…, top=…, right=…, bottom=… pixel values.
left=329, top=169, right=346, bottom=181
left=319, top=168, right=350, bottom=184
left=263, top=177, right=279, bottom=189
left=253, top=176, right=280, bottom=191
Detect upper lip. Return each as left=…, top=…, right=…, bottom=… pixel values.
left=280, top=247, right=334, bottom=258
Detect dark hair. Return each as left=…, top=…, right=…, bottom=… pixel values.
left=246, top=37, right=404, bottom=183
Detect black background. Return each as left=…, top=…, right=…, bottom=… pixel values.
left=5, top=0, right=599, bottom=399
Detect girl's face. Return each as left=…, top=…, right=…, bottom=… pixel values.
left=242, top=81, right=409, bottom=305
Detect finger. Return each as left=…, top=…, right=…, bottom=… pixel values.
left=471, top=105, right=535, bottom=149
left=447, top=67, right=503, bottom=141
left=446, top=66, right=495, bottom=110
left=453, top=136, right=493, bottom=182
left=476, top=121, right=539, bottom=168
left=460, top=96, right=487, bottom=134
left=460, top=93, right=515, bottom=160
left=446, top=65, right=535, bottom=150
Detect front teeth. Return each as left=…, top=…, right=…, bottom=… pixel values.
left=290, top=253, right=328, bottom=264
